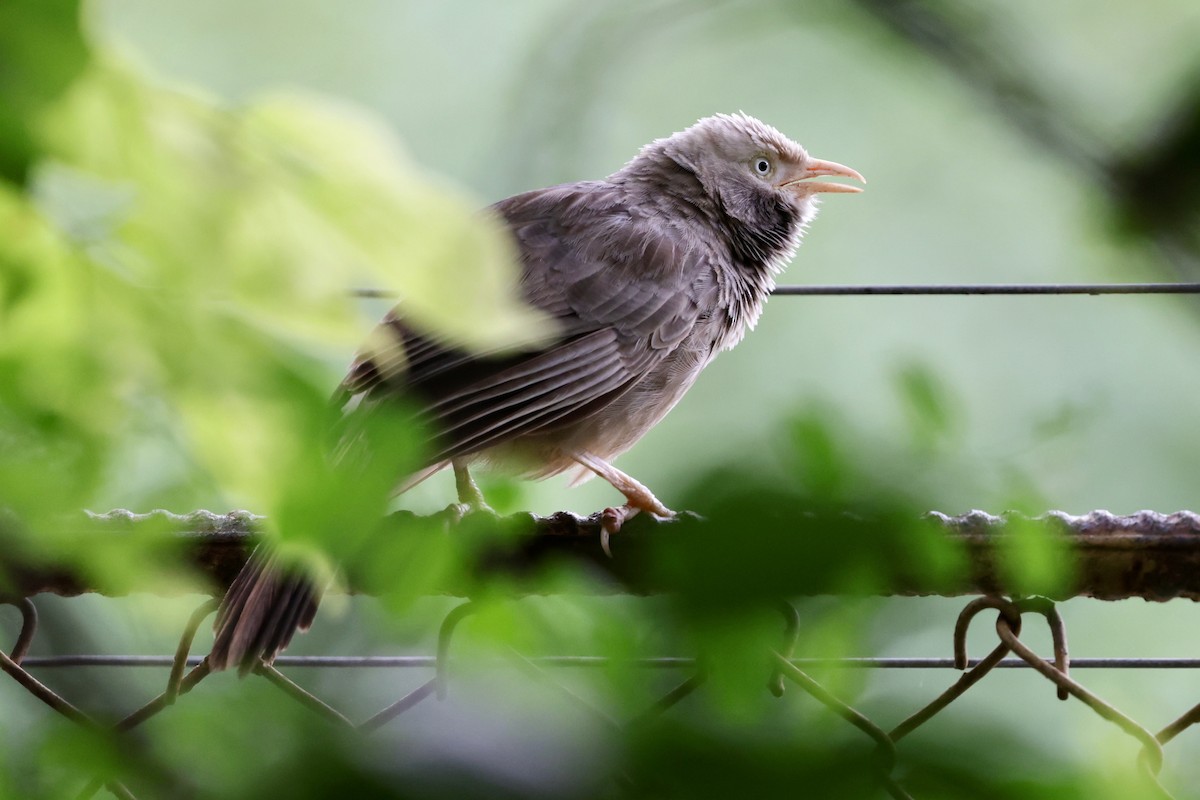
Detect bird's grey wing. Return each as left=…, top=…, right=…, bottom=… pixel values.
left=336, top=183, right=711, bottom=463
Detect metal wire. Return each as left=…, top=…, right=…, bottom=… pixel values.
left=5, top=594, right=1197, bottom=798
left=17, top=655, right=1200, bottom=670
left=771, top=282, right=1200, bottom=296
left=353, top=283, right=1200, bottom=300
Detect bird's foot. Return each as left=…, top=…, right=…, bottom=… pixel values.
left=441, top=502, right=478, bottom=525
left=570, top=451, right=676, bottom=555
left=599, top=505, right=635, bottom=558
left=444, top=461, right=496, bottom=524
left=598, top=499, right=678, bottom=557
left=453, top=461, right=490, bottom=508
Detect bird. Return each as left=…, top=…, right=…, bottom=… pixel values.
left=207, top=112, right=864, bottom=673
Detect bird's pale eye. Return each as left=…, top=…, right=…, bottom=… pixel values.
left=752, top=157, right=773, bottom=178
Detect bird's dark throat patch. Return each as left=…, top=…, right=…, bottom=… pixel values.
left=718, top=190, right=799, bottom=273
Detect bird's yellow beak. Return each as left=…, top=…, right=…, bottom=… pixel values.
left=782, top=157, right=866, bottom=195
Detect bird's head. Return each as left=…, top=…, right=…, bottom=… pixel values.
left=666, top=112, right=863, bottom=223
left=630, top=113, right=864, bottom=267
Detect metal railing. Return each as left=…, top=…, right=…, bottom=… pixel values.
left=3, top=508, right=1200, bottom=798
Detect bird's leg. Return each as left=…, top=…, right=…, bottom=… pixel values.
left=402, top=461, right=493, bottom=524
left=451, top=459, right=494, bottom=517
left=572, top=452, right=674, bottom=556
left=453, top=460, right=485, bottom=507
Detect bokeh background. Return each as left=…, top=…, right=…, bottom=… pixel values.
left=3, top=1, right=1200, bottom=797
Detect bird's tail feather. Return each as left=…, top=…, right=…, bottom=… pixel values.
left=209, top=547, right=323, bottom=676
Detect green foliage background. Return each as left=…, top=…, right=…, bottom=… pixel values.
left=2, top=1, right=1199, bottom=797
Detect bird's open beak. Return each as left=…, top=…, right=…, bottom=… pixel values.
left=782, top=157, right=866, bottom=195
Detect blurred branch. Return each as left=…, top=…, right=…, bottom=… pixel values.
left=4, top=508, right=1200, bottom=600
left=847, top=0, right=1108, bottom=176
left=848, top=0, right=1200, bottom=271
left=505, top=0, right=1200, bottom=270
left=1110, top=72, right=1200, bottom=260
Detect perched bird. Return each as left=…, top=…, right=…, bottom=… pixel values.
left=209, top=112, right=864, bottom=673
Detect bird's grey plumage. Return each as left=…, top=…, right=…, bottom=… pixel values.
left=209, top=112, right=864, bottom=673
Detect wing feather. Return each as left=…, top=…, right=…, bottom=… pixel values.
left=337, top=181, right=710, bottom=466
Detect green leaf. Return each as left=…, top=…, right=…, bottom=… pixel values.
left=0, top=0, right=89, bottom=184
left=896, top=361, right=960, bottom=450
left=3, top=54, right=553, bottom=578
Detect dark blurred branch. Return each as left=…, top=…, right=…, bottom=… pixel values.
left=4, top=509, right=1200, bottom=601
left=495, top=0, right=1199, bottom=270
left=847, top=0, right=1108, bottom=176
left=1110, top=73, right=1200, bottom=259
left=848, top=0, right=1200, bottom=270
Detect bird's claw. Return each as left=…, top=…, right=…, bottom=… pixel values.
left=442, top=501, right=497, bottom=527
left=599, top=505, right=640, bottom=558
left=442, top=503, right=472, bottom=526
left=598, top=502, right=681, bottom=557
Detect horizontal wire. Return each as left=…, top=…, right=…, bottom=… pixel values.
left=18, top=655, right=1200, bottom=670
left=772, top=283, right=1200, bottom=296
left=354, top=283, right=1200, bottom=301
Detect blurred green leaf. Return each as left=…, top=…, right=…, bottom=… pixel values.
left=787, top=410, right=845, bottom=498
left=990, top=473, right=1073, bottom=595
left=624, top=718, right=883, bottom=799
left=0, top=0, right=89, bottom=184
left=656, top=434, right=966, bottom=615
left=37, top=59, right=552, bottom=355
left=994, top=516, right=1074, bottom=598
left=895, top=361, right=960, bottom=451
left=0, top=186, right=115, bottom=531
left=2, top=52, right=556, bottom=588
